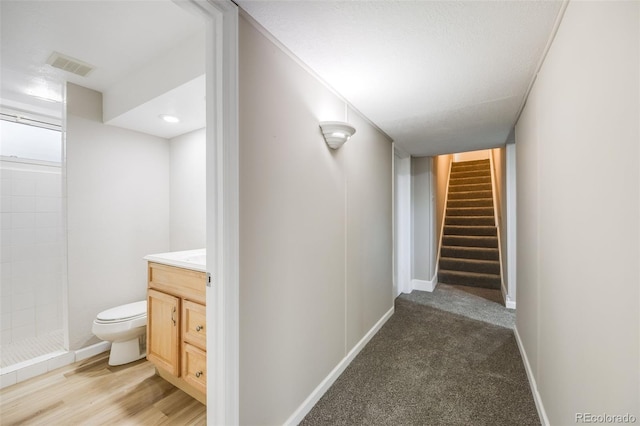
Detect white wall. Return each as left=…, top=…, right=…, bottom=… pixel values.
left=1, top=160, right=64, bottom=345
left=103, top=30, right=205, bottom=123
left=411, top=156, right=434, bottom=283
left=169, top=128, right=205, bottom=251
left=394, top=150, right=411, bottom=295
left=238, top=14, right=393, bottom=425
left=453, top=149, right=490, bottom=163
left=515, top=2, right=639, bottom=423
left=433, top=154, right=452, bottom=265
left=66, top=83, right=171, bottom=350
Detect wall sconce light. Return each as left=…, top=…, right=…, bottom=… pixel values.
left=319, top=121, right=356, bottom=149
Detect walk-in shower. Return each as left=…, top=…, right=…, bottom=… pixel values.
left=1, top=114, right=66, bottom=372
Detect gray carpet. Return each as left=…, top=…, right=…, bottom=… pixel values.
left=301, top=289, right=538, bottom=425
left=403, top=284, right=515, bottom=329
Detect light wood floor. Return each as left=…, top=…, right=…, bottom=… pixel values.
left=0, top=353, right=205, bottom=425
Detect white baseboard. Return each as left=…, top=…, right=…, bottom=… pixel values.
left=514, top=327, right=549, bottom=426
left=412, top=278, right=437, bottom=292
left=501, top=283, right=516, bottom=310
left=75, top=341, right=111, bottom=362
left=284, top=306, right=395, bottom=425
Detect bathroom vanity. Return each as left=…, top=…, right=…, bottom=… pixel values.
left=144, top=249, right=207, bottom=404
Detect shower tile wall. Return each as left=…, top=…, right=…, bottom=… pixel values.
left=1, top=162, right=64, bottom=346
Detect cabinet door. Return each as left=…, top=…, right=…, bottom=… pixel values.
left=147, top=289, right=180, bottom=376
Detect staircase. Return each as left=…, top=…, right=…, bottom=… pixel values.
left=438, top=159, right=501, bottom=289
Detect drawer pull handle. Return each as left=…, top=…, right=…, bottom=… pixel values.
left=171, top=307, right=176, bottom=326
left=195, top=371, right=203, bottom=378
left=196, top=325, right=203, bottom=332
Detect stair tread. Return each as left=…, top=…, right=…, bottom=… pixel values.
left=449, top=181, right=491, bottom=186
left=448, top=197, right=493, bottom=201
left=440, top=257, right=499, bottom=265
left=444, top=235, right=497, bottom=240
left=447, top=206, right=493, bottom=210
left=448, top=190, right=493, bottom=198
left=446, top=215, right=495, bottom=219
left=438, top=269, right=501, bottom=279
left=449, top=184, right=492, bottom=191
left=441, top=245, right=498, bottom=253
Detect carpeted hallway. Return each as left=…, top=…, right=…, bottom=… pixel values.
left=301, top=285, right=539, bottom=425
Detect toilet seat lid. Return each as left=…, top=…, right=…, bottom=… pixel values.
left=96, top=300, right=147, bottom=322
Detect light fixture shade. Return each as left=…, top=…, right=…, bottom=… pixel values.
left=319, top=121, right=356, bottom=149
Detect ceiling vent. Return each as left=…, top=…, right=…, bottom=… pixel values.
left=46, top=52, right=95, bottom=77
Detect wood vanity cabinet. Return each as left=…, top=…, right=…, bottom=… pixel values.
left=146, top=262, right=207, bottom=404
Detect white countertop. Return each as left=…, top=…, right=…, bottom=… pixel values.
left=144, top=248, right=206, bottom=272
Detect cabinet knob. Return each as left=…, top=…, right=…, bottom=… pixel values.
left=195, top=371, right=203, bottom=378
left=196, top=325, right=203, bottom=332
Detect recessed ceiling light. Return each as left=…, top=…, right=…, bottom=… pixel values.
left=159, top=114, right=180, bottom=123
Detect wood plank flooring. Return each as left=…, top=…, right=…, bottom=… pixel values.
left=0, top=353, right=205, bottom=425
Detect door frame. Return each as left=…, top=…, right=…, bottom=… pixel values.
left=180, top=0, right=240, bottom=424
left=393, top=145, right=412, bottom=295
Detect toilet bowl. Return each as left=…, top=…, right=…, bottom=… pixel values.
left=92, top=300, right=147, bottom=366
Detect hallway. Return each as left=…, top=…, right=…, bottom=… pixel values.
left=302, top=286, right=535, bottom=425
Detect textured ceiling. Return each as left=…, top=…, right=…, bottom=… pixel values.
left=238, top=0, right=563, bottom=156
left=1, top=0, right=562, bottom=151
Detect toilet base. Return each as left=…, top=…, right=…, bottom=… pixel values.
left=108, top=334, right=147, bottom=366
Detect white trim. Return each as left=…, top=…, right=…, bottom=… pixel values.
left=182, top=0, right=240, bottom=424
left=411, top=277, right=437, bottom=292
left=514, top=327, right=549, bottom=426
left=506, top=143, right=517, bottom=308
left=394, top=148, right=412, bottom=295
left=75, top=341, right=111, bottom=362
left=489, top=153, right=510, bottom=309
left=505, top=298, right=516, bottom=310
left=284, top=306, right=395, bottom=425
left=392, top=147, right=396, bottom=298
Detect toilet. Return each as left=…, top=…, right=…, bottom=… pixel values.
left=92, top=300, right=147, bottom=366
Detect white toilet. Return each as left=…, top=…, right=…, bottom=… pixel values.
left=92, top=300, right=147, bottom=366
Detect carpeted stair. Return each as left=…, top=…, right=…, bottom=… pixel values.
left=438, top=159, right=501, bottom=289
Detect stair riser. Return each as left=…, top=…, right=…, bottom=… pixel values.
left=450, top=169, right=491, bottom=179
left=448, top=183, right=492, bottom=193
left=442, top=235, right=498, bottom=248
left=448, top=190, right=493, bottom=200
left=440, top=258, right=500, bottom=275
left=447, top=198, right=493, bottom=208
left=445, top=216, right=495, bottom=226
left=449, top=175, right=492, bottom=186
left=441, top=246, right=499, bottom=261
left=438, top=271, right=501, bottom=290
left=446, top=207, right=494, bottom=217
left=444, top=226, right=497, bottom=236
left=451, top=159, right=490, bottom=167
left=451, top=162, right=490, bottom=172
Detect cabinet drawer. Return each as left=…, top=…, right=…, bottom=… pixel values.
left=148, top=262, right=206, bottom=304
left=183, top=300, right=206, bottom=349
left=182, top=343, right=206, bottom=394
